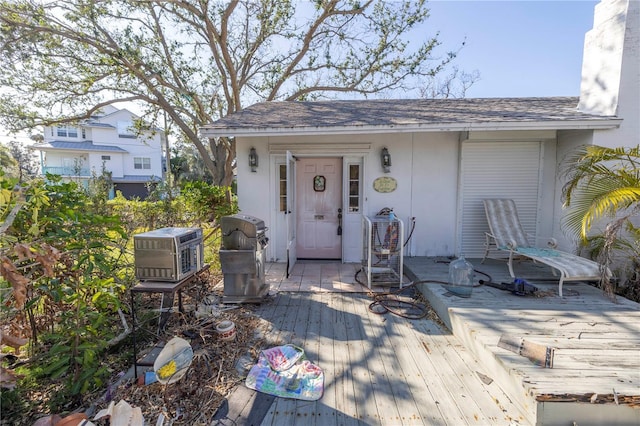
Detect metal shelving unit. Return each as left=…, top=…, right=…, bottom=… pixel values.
left=362, top=215, right=404, bottom=288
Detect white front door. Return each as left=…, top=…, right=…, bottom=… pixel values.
left=286, top=151, right=297, bottom=277
left=296, top=157, right=342, bottom=259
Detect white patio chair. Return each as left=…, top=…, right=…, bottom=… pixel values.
left=482, top=199, right=606, bottom=297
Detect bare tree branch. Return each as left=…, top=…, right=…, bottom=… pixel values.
left=0, top=0, right=467, bottom=185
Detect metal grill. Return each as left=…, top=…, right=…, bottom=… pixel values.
left=219, top=214, right=269, bottom=303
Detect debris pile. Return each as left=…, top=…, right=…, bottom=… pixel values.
left=107, top=288, right=271, bottom=425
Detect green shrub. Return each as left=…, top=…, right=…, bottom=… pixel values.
left=1, top=176, right=237, bottom=417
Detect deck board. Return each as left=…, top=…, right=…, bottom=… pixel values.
left=421, top=326, right=517, bottom=424
left=389, top=321, right=449, bottom=425
left=309, top=291, right=334, bottom=425
left=219, top=260, right=594, bottom=426
left=403, top=322, right=479, bottom=425
left=356, top=295, right=407, bottom=424
left=382, top=317, right=443, bottom=425
left=331, top=292, right=361, bottom=425
left=405, top=256, right=640, bottom=425
left=250, top=258, right=640, bottom=426
left=260, top=293, right=302, bottom=426
left=343, top=291, right=387, bottom=425
left=289, top=291, right=317, bottom=424
left=262, top=292, right=291, bottom=346
left=247, top=289, right=529, bottom=426
left=311, top=291, right=338, bottom=425
left=436, top=331, right=528, bottom=425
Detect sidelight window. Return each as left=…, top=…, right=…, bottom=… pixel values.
left=279, top=164, right=287, bottom=212
left=348, top=164, right=360, bottom=212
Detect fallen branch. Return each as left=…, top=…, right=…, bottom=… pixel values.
left=106, top=308, right=131, bottom=347
left=0, top=330, right=29, bottom=354
left=0, top=186, right=25, bottom=235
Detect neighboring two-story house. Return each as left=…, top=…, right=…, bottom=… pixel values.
left=32, top=105, right=164, bottom=199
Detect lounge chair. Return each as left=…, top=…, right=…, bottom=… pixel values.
left=482, top=199, right=605, bottom=297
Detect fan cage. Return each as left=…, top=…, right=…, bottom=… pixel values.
left=362, top=215, right=404, bottom=288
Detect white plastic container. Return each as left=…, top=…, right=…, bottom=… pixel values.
left=216, top=320, right=237, bottom=341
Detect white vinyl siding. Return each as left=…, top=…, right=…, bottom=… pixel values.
left=458, top=141, right=542, bottom=258
left=118, top=120, right=136, bottom=138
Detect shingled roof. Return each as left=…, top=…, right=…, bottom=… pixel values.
left=201, top=97, right=620, bottom=137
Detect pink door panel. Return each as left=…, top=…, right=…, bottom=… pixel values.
left=296, top=157, right=342, bottom=259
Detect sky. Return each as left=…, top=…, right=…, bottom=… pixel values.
left=1, top=0, right=599, bottom=144
left=420, top=0, right=598, bottom=98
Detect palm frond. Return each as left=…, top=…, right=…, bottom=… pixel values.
left=561, top=144, right=640, bottom=240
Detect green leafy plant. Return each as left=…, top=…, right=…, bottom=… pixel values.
left=562, top=145, right=640, bottom=298
left=2, top=175, right=129, bottom=411
left=180, top=181, right=238, bottom=226
left=1, top=173, right=238, bottom=420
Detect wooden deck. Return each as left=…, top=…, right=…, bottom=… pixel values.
left=215, top=258, right=640, bottom=425
left=215, top=261, right=529, bottom=425
left=404, top=257, right=640, bottom=426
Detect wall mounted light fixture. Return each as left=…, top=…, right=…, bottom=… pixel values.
left=249, top=147, right=258, bottom=172
left=381, top=147, right=391, bottom=173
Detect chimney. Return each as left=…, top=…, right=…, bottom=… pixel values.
left=578, top=0, right=639, bottom=118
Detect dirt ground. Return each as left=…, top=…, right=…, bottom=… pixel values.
left=106, top=274, right=269, bottom=425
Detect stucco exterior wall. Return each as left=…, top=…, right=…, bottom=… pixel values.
left=235, top=130, right=564, bottom=262
left=554, top=130, right=595, bottom=251
left=407, top=132, right=459, bottom=256
left=545, top=0, right=640, bottom=263
left=236, top=135, right=271, bottom=219
left=579, top=0, right=627, bottom=116
left=579, top=0, right=639, bottom=149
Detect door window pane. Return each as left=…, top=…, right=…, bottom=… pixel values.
left=348, top=164, right=360, bottom=212
left=279, top=164, right=287, bottom=212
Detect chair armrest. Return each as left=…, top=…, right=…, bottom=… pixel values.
left=487, top=232, right=518, bottom=250
left=506, top=240, right=518, bottom=250
left=529, top=234, right=557, bottom=249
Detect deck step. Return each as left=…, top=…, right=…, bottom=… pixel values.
left=405, top=257, right=640, bottom=426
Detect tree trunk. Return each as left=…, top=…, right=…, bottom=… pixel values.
left=208, top=137, right=235, bottom=186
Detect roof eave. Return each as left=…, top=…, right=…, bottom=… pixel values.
left=32, top=146, right=127, bottom=153
left=200, top=118, right=622, bottom=138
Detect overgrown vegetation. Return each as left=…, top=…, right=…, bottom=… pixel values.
left=0, top=173, right=236, bottom=423
left=562, top=144, right=640, bottom=300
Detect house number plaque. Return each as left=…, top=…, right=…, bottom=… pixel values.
left=373, top=176, right=397, bottom=193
